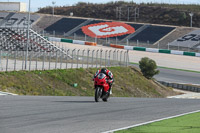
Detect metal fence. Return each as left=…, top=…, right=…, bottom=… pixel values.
left=0, top=48, right=129, bottom=72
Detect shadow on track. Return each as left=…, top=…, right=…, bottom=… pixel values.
left=53, top=101, right=95, bottom=103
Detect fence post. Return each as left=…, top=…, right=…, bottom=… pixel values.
left=49, top=51, right=52, bottom=70
left=6, top=51, right=9, bottom=71
left=92, top=50, right=95, bottom=68
left=42, top=51, right=45, bottom=70
left=100, top=49, right=103, bottom=68
left=55, top=50, right=58, bottom=69
left=36, top=51, right=38, bottom=70
left=96, top=50, right=99, bottom=68
left=109, top=50, right=111, bottom=67
left=71, top=49, right=76, bottom=69
left=126, top=50, right=129, bottom=67
left=116, top=50, right=119, bottom=66
left=124, top=51, right=127, bottom=66
left=77, top=49, right=80, bottom=68
left=82, top=49, right=85, bottom=68
left=137, top=40, right=139, bottom=47
left=14, top=50, right=17, bottom=71
left=120, top=51, right=123, bottom=66
left=60, top=51, right=63, bottom=69
left=22, top=51, right=25, bottom=70
left=113, top=49, right=116, bottom=66
left=87, top=49, right=90, bottom=68
left=66, top=49, right=70, bottom=69
left=127, top=39, right=129, bottom=46
left=105, top=50, right=108, bottom=67
left=29, top=51, right=32, bottom=71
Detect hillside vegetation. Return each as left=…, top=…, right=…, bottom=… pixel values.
left=0, top=67, right=178, bottom=97
left=38, top=2, right=200, bottom=27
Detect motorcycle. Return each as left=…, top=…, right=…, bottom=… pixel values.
left=94, top=73, right=110, bottom=102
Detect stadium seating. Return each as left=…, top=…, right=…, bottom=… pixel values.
left=0, top=12, right=40, bottom=27
left=44, top=18, right=86, bottom=35
left=129, top=25, right=175, bottom=44
left=0, top=27, right=69, bottom=58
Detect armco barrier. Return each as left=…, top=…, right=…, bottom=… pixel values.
left=46, top=37, right=97, bottom=46
left=158, top=81, right=200, bottom=92
left=61, top=38, right=73, bottom=43
left=110, top=44, right=124, bottom=49
left=109, top=44, right=200, bottom=57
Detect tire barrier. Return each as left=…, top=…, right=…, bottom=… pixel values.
left=158, top=81, right=200, bottom=92
left=109, top=44, right=200, bottom=57
left=46, top=37, right=97, bottom=46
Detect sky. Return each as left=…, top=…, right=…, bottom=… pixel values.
left=0, top=0, right=200, bottom=12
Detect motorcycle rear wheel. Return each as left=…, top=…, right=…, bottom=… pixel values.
left=102, top=93, right=110, bottom=102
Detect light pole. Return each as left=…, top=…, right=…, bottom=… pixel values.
left=25, top=0, right=31, bottom=70
left=52, top=1, right=56, bottom=16
left=189, top=12, right=194, bottom=27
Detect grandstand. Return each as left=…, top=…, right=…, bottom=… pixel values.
left=0, top=12, right=71, bottom=58
left=1, top=11, right=199, bottom=53
left=0, top=12, right=40, bottom=27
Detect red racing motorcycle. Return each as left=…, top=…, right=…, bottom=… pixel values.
left=94, top=73, right=110, bottom=102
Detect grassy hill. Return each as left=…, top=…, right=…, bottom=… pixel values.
left=0, top=67, right=178, bottom=97
left=37, top=2, right=200, bottom=27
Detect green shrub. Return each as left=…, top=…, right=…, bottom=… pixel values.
left=139, top=57, right=159, bottom=79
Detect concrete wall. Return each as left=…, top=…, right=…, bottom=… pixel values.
left=0, top=2, right=26, bottom=12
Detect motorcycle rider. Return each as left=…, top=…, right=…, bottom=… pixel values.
left=93, top=68, right=114, bottom=94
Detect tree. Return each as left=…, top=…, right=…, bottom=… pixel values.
left=139, top=57, right=159, bottom=79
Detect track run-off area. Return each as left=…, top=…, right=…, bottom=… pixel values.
left=57, top=43, right=200, bottom=72
left=0, top=96, right=200, bottom=133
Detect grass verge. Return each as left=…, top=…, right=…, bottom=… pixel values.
left=0, top=66, right=178, bottom=97
left=115, top=111, right=200, bottom=133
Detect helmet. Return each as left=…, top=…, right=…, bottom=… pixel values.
left=100, top=68, right=107, bottom=75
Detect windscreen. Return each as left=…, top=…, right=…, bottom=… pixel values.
left=98, top=73, right=106, bottom=79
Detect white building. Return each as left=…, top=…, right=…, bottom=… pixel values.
left=0, top=2, right=26, bottom=12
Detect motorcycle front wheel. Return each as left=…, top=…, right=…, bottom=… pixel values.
left=95, top=87, right=102, bottom=102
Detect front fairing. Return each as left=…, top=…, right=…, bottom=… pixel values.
left=94, top=73, right=110, bottom=92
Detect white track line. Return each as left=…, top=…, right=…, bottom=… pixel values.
left=102, top=110, right=200, bottom=133
left=0, top=91, right=18, bottom=96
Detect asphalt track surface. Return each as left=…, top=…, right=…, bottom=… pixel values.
left=1, top=96, right=200, bottom=133
left=131, top=64, right=200, bottom=85
left=155, top=67, right=200, bottom=85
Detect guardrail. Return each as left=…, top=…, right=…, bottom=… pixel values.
left=158, top=81, right=200, bottom=92
left=45, top=37, right=97, bottom=46
left=110, top=44, right=200, bottom=57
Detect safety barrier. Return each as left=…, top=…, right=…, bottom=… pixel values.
left=158, top=81, right=200, bottom=92
left=110, top=44, right=200, bottom=57
left=46, top=37, right=97, bottom=46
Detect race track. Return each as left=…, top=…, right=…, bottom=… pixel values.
left=155, top=67, right=200, bottom=85
left=0, top=96, right=200, bottom=133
